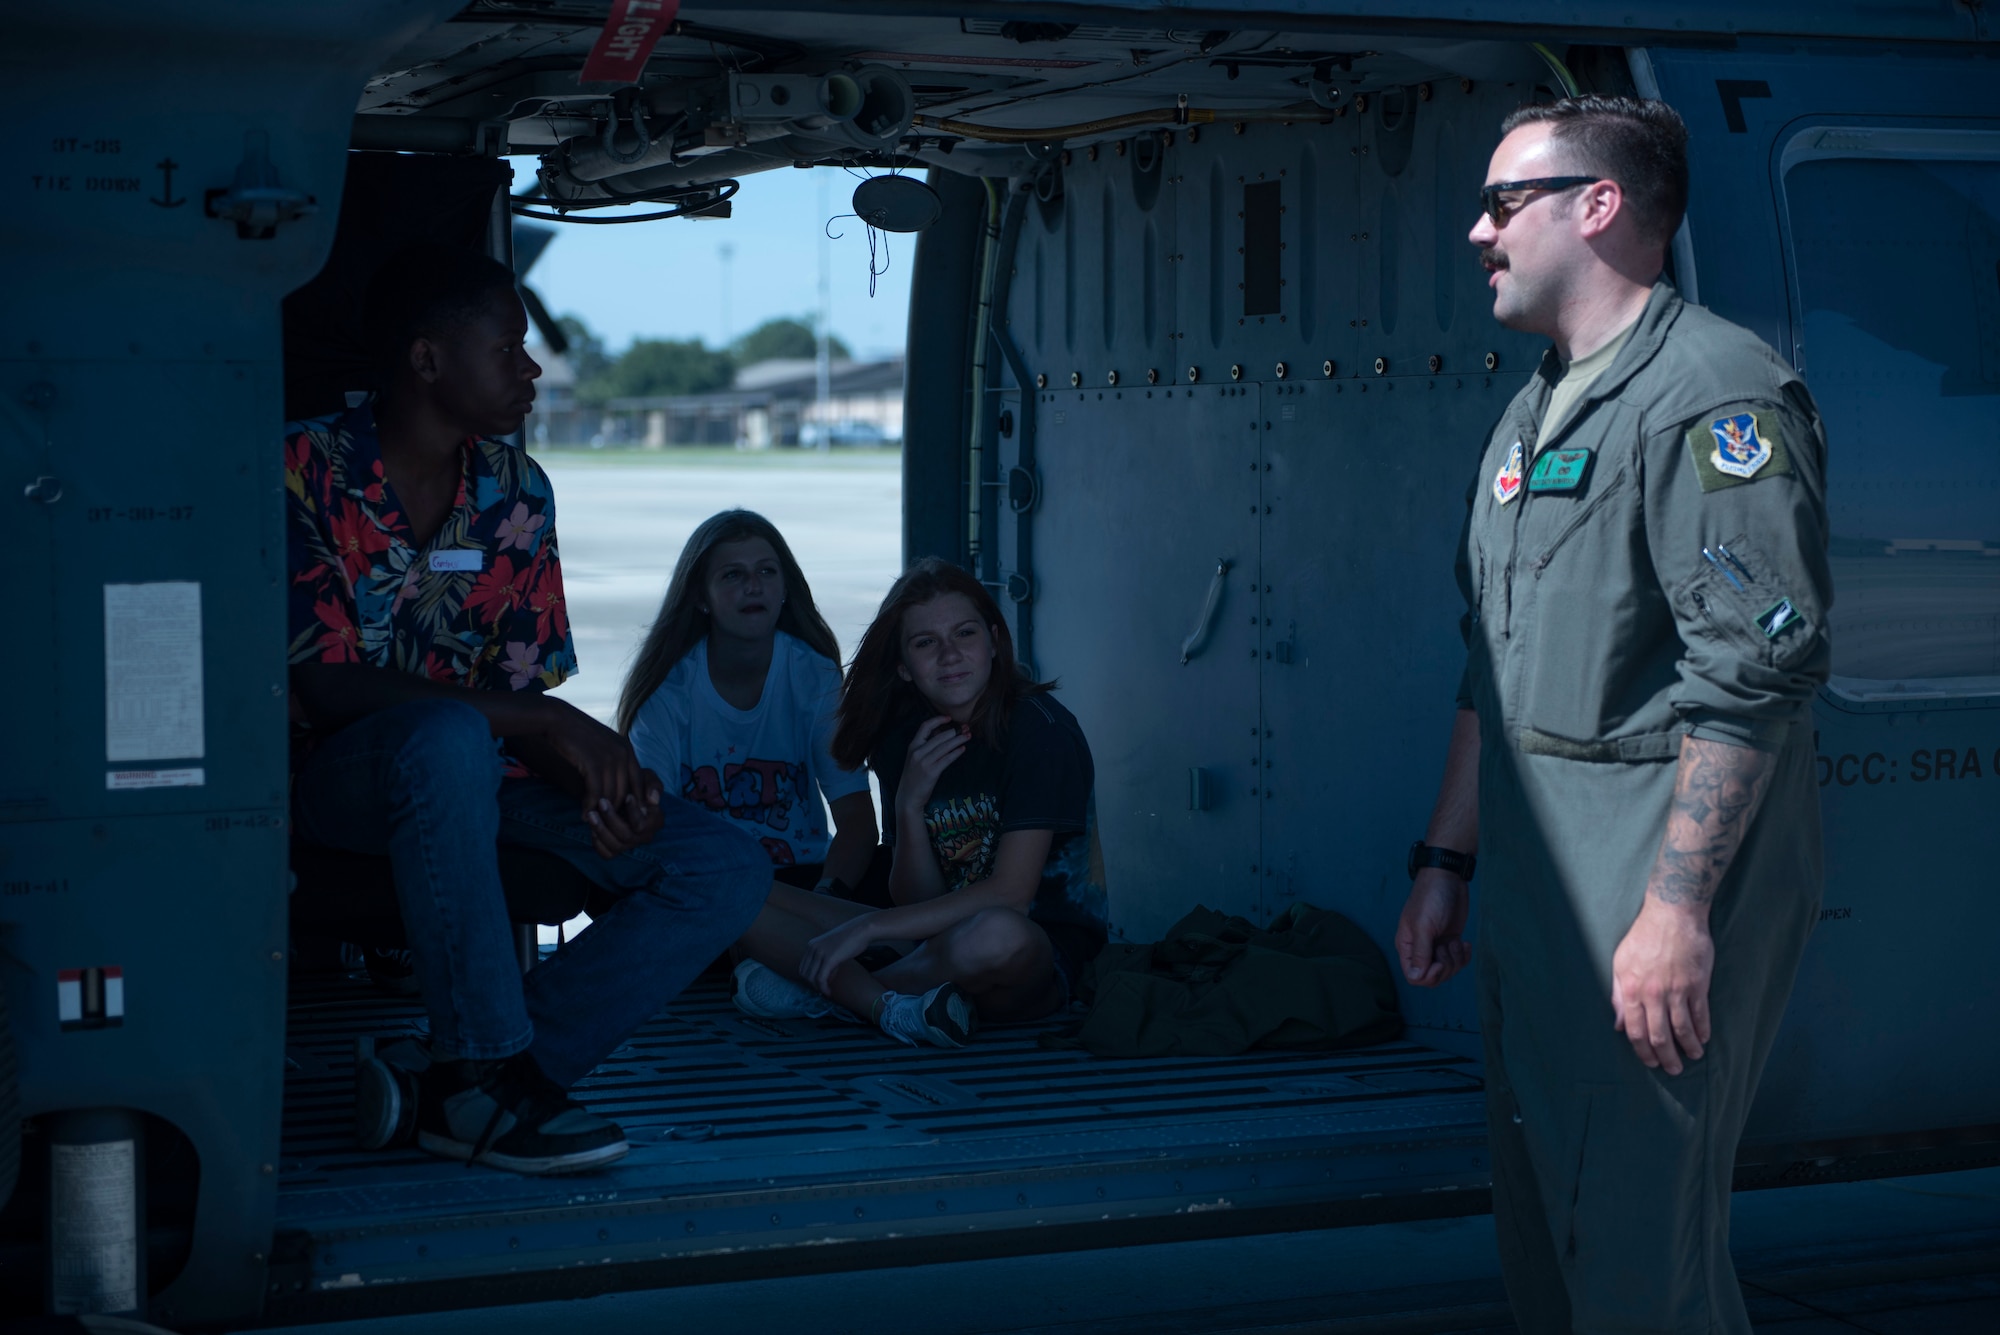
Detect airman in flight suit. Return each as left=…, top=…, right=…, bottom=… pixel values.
left=1396, top=96, right=1832, bottom=1333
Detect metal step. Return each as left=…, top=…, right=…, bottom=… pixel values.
left=266, top=968, right=1490, bottom=1323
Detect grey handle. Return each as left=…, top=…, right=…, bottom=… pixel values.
left=1179, top=558, right=1232, bottom=665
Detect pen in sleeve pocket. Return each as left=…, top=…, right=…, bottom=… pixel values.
left=1701, top=547, right=1745, bottom=591
left=1714, top=544, right=1754, bottom=584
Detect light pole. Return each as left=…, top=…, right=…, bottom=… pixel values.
left=718, top=241, right=734, bottom=350
left=815, top=170, right=832, bottom=451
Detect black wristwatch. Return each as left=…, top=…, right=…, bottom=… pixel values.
left=1408, top=840, right=1476, bottom=882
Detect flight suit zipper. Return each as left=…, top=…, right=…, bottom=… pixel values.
left=1530, top=471, right=1627, bottom=578
left=1496, top=421, right=1539, bottom=639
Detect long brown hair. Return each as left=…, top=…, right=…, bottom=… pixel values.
left=831, top=557, right=1052, bottom=770
left=616, top=509, right=841, bottom=735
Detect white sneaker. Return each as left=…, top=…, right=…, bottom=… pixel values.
left=876, top=982, right=978, bottom=1049
left=733, top=959, right=835, bottom=1020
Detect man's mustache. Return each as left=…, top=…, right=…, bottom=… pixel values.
left=1480, top=247, right=1508, bottom=270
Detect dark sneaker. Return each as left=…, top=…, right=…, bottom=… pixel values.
left=416, top=1052, right=628, bottom=1175
left=354, top=1035, right=431, bottom=1150
left=364, top=945, right=420, bottom=997
left=876, top=982, right=978, bottom=1049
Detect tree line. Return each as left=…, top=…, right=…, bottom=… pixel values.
left=557, top=315, right=852, bottom=408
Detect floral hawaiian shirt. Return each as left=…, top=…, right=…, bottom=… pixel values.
left=285, top=402, right=575, bottom=741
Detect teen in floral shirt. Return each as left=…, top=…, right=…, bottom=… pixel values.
left=286, top=402, right=576, bottom=768
left=285, top=245, right=767, bottom=1177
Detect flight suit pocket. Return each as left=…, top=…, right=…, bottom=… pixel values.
left=1526, top=465, right=1628, bottom=575
left=1671, top=533, right=1819, bottom=672
left=1564, top=1067, right=1716, bottom=1330
left=1510, top=470, right=1653, bottom=745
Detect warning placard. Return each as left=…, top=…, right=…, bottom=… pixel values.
left=104, top=581, right=204, bottom=762
left=580, top=0, right=680, bottom=84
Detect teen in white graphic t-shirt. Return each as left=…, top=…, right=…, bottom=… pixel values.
left=620, top=511, right=877, bottom=895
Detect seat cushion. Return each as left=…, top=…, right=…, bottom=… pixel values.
left=291, top=842, right=595, bottom=948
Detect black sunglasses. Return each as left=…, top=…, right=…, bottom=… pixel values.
left=1479, top=176, right=1599, bottom=227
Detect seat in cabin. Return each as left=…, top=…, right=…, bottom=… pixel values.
left=289, top=842, right=595, bottom=955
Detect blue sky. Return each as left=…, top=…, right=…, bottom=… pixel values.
left=510, top=161, right=916, bottom=360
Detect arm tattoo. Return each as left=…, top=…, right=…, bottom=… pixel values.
left=1649, top=736, right=1778, bottom=908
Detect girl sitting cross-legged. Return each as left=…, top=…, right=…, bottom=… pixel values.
left=731, top=557, right=1107, bottom=1048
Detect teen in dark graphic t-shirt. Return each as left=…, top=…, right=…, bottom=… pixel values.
left=870, top=695, right=1105, bottom=957
left=729, top=558, right=1106, bottom=1048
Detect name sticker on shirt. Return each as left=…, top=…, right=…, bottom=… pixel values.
left=1527, top=447, right=1593, bottom=494
left=428, top=549, right=484, bottom=573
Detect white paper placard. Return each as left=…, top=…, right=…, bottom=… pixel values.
left=50, top=1139, right=139, bottom=1314
left=104, top=581, right=205, bottom=762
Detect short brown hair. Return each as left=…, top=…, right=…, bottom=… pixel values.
left=1500, top=95, right=1689, bottom=246
left=831, top=557, right=1051, bottom=770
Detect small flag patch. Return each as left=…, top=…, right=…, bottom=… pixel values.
left=1758, top=598, right=1802, bottom=639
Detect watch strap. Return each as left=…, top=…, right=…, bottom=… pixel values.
left=1407, top=840, right=1476, bottom=881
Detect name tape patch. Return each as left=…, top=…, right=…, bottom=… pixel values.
left=1528, top=447, right=1592, bottom=494
left=429, top=550, right=484, bottom=573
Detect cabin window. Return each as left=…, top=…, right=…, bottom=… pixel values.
left=1784, top=147, right=2000, bottom=694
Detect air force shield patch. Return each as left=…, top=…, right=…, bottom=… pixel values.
left=1708, top=413, right=1772, bottom=479
left=1492, top=440, right=1525, bottom=506
left=1685, top=408, right=1794, bottom=492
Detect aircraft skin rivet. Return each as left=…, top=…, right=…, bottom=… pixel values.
left=1146, top=368, right=1159, bottom=384
left=1107, top=370, right=1119, bottom=385
left=1230, top=364, right=1243, bottom=381
left=1374, top=357, right=1389, bottom=375
left=1188, top=366, right=1201, bottom=383
left=1036, top=373, right=1047, bottom=388
left=1274, top=362, right=1288, bottom=379
left=1485, top=352, right=1499, bottom=371
left=1322, top=359, right=1336, bottom=378
left=1428, top=355, right=1443, bottom=373
left=1070, top=371, right=1081, bottom=387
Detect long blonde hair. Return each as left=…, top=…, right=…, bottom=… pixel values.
left=615, top=509, right=841, bottom=735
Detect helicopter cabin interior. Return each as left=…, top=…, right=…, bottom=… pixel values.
left=2, top=2, right=1997, bottom=1326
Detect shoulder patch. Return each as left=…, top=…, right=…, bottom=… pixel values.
left=1492, top=440, right=1525, bottom=506
left=1685, top=410, right=1793, bottom=492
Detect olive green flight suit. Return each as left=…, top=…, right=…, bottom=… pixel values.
left=1454, top=282, right=1832, bottom=1334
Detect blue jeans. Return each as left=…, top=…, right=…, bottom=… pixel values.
left=292, top=699, right=771, bottom=1087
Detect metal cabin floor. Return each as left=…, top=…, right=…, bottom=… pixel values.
left=268, top=966, right=1490, bottom=1323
